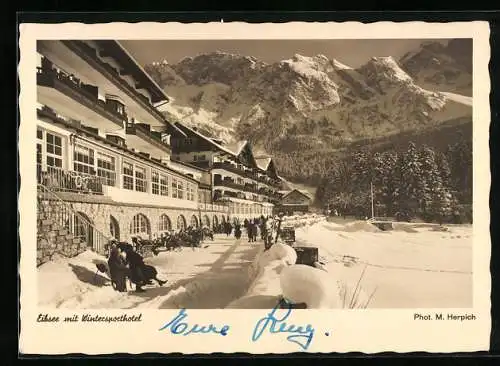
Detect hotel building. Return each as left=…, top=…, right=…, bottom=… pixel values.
left=167, top=123, right=283, bottom=222
left=35, top=40, right=229, bottom=265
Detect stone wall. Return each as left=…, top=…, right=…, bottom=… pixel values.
left=37, top=196, right=232, bottom=264
left=37, top=200, right=87, bottom=267
left=51, top=199, right=230, bottom=244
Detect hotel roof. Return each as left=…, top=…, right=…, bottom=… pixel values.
left=97, top=40, right=170, bottom=105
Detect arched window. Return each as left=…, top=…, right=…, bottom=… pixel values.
left=73, top=212, right=94, bottom=248
left=158, top=214, right=172, bottom=233
left=129, top=213, right=150, bottom=239
left=177, top=215, right=187, bottom=231
left=190, top=215, right=199, bottom=228
left=221, top=215, right=226, bottom=224
left=213, top=215, right=219, bottom=228
left=110, top=215, right=120, bottom=240
left=203, top=215, right=211, bottom=228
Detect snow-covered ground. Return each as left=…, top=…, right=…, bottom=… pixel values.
left=37, top=218, right=472, bottom=309
left=38, top=235, right=261, bottom=309
left=295, top=220, right=473, bottom=308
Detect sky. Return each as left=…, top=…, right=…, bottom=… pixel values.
left=120, top=39, right=450, bottom=68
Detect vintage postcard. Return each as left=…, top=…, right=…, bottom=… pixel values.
left=19, top=20, right=491, bottom=354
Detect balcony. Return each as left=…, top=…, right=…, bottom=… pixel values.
left=212, top=162, right=268, bottom=183
left=213, top=177, right=245, bottom=191
left=37, top=66, right=126, bottom=133
left=62, top=40, right=167, bottom=125
left=125, top=121, right=171, bottom=157
left=244, top=183, right=259, bottom=194
left=37, top=164, right=112, bottom=195
left=198, top=202, right=229, bottom=213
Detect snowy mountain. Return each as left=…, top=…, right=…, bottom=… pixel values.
left=143, top=39, right=472, bottom=180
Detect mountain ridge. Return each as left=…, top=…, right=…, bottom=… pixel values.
left=142, top=39, right=472, bottom=183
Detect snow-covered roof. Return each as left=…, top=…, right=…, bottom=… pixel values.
left=255, top=157, right=272, bottom=171
left=279, top=189, right=313, bottom=200
left=225, top=140, right=248, bottom=156
left=174, top=122, right=237, bottom=157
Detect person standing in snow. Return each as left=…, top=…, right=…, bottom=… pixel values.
left=234, top=222, right=242, bottom=240
left=251, top=220, right=259, bottom=242
left=247, top=219, right=254, bottom=242
left=108, top=241, right=128, bottom=292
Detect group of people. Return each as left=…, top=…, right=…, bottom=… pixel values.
left=107, top=240, right=167, bottom=293
left=106, top=215, right=282, bottom=293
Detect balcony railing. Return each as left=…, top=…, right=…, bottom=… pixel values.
left=37, top=66, right=127, bottom=127
left=37, top=164, right=114, bottom=195
left=198, top=203, right=229, bottom=212
left=125, top=121, right=171, bottom=152
left=244, top=183, right=259, bottom=194
left=212, top=161, right=280, bottom=187
left=63, top=40, right=166, bottom=123
left=213, top=177, right=245, bottom=190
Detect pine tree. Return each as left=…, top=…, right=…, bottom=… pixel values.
left=394, top=142, right=422, bottom=219
left=417, top=145, right=442, bottom=219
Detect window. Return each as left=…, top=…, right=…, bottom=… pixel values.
left=97, top=152, right=116, bottom=186
left=45, top=132, right=63, bottom=168
left=152, top=171, right=168, bottom=196
left=130, top=213, right=150, bottom=238
left=73, top=144, right=95, bottom=175
left=123, top=162, right=134, bottom=190
left=186, top=183, right=195, bottom=201
left=37, top=129, right=64, bottom=170
left=135, top=166, right=147, bottom=192
left=158, top=214, right=171, bottom=232
left=172, top=178, right=184, bottom=199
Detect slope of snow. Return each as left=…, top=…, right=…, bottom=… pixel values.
left=332, top=59, right=353, bottom=70
left=295, top=220, right=472, bottom=308
left=281, top=54, right=333, bottom=82
left=440, top=92, right=473, bottom=107
left=369, top=56, right=414, bottom=83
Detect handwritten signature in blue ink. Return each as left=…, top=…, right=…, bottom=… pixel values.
left=159, top=309, right=230, bottom=336
left=252, top=301, right=316, bottom=351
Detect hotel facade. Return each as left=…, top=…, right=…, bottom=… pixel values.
left=35, top=40, right=230, bottom=264
left=167, top=123, right=283, bottom=221
left=35, top=40, right=284, bottom=266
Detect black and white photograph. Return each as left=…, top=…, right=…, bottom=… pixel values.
left=19, top=21, right=491, bottom=355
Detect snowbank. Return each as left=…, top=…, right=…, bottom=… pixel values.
left=228, top=215, right=372, bottom=309
left=226, top=243, right=295, bottom=309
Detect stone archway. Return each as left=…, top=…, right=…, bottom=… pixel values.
left=72, top=211, right=94, bottom=249
left=129, top=213, right=151, bottom=240
left=158, top=214, right=172, bottom=233
left=109, top=214, right=120, bottom=241
left=190, top=215, right=199, bottom=228
left=203, top=214, right=211, bottom=228
left=177, top=215, right=187, bottom=231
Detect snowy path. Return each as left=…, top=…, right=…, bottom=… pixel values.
left=38, top=235, right=262, bottom=309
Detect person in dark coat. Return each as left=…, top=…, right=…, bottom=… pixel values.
left=247, top=220, right=254, bottom=242
left=122, top=245, right=166, bottom=292
left=234, top=223, right=242, bottom=240
left=251, top=221, right=259, bottom=242
left=107, top=241, right=128, bottom=292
